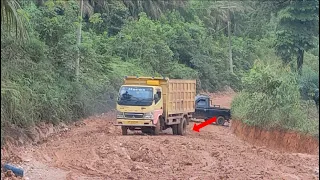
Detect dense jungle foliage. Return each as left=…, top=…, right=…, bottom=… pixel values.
left=1, top=0, right=319, bottom=138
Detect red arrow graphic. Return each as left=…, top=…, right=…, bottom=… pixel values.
left=192, top=116, right=217, bottom=132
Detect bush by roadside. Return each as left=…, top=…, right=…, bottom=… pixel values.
left=231, top=60, right=319, bottom=137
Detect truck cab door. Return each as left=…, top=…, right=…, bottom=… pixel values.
left=154, top=88, right=163, bottom=107
left=194, top=97, right=209, bottom=119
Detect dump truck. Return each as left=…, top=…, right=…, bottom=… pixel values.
left=115, top=76, right=196, bottom=136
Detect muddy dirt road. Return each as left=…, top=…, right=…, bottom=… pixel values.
left=3, top=92, right=319, bottom=180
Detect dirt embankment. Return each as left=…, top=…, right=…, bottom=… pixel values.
left=232, top=120, right=319, bottom=155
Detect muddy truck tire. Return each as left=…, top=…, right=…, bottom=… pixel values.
left=121, top=126, right=128, bottom=135
left=217, top=116, right=226, bottom=126
left=172, top=124, right=178, bottom=135
left=153, top=119, right=161, bottom=135
left=177, top=117, right=187, bottom=136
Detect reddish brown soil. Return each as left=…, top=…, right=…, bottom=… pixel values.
left=232, top=120, right=319, bottom=155
left=1, top=91, right=319, bottom=180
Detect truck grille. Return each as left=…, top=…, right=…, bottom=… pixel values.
left=124, top=113, right=144, bottom=119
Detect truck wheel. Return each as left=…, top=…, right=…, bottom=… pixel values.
left=177, top=118, right=187, bottom=136
left=153, top=119, right=160, bottom=135
left=121, top=126, right=128, bottom=135
left=217, top=116, right=225, bottom=126
left=172, top=124, right=178, bottom=135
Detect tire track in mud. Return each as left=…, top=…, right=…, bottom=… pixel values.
left=18, top=119, right=319, bottom=179
left=26, top=121, right=318, bottom=180
left=8, top=92, right=319, bottom=180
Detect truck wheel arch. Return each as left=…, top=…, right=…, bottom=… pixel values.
left=153, top=109, right=164, bottom=124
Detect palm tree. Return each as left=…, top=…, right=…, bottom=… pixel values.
left=36, top=0, right=186, bottom=20
left=1, top=0, right=28, bottom=39
left=188, top=0, right=252, bottom=74
left=191, top=0, right=250, bottom=34
left=123, top=0, right=187, bottom=19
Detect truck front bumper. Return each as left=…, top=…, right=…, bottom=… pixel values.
left=114, top=119, right=155, bottom=127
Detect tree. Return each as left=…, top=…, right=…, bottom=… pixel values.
left=122, top=0, right=186, bottom=19
left=76, top=0, right=84, bottom=82
left=185, top=0, right=251, bottom=74
left=1, top=0, right=28, bottom=39
left=275, top=0, right=319, bottom=74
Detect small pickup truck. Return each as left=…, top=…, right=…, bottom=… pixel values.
left=193, top=94, right=231, bottom=126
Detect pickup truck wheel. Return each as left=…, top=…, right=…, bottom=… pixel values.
left=121, top=126, right=128, bottom=135
left=172, top=124, right=178, bottom=135
left=177, top=118, right=187, bottom=136
left=217, top=116, right=225, bottom=126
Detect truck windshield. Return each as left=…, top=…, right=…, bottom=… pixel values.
left=117, top=86, right=153, bottom=106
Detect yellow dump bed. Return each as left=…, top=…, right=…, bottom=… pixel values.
left=166, top=79, right=196, bottom=115
left=123, top=76, right=196, bottom=118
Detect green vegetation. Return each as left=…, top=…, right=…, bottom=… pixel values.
left=231, top=0, right=319, bottom=137
left=1, top=0, right=319, bottom=142
left=275, top=0, right=318, bottom=75
left=231, top=60, right=319, bottom=136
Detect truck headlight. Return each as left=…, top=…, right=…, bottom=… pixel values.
left=117, top=111, right=125, bottom=119
left=144, top=112, right=154, bottom=119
